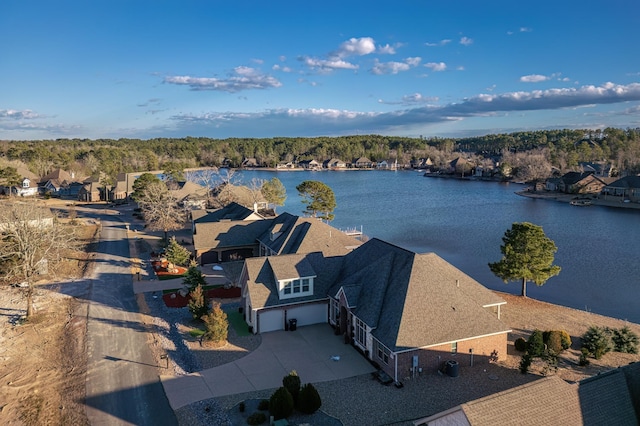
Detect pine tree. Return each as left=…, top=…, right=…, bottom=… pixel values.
left=164, top=236, right=191, bottom=266
left=188, top=284, right=208, bottom=320
left=202, top=301, right=228, bottom=344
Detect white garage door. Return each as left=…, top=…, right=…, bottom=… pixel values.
left=258, top=309, right=284, bottom=333
left=287, top=304, right=327, bottom=327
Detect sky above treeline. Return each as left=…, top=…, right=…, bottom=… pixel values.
left=1, top=1, right=639, bottom=141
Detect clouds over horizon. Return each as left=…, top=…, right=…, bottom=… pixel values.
left=168, top=82, right=640, bottom=136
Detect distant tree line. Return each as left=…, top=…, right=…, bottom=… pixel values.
left=1, top=127, right=639, bottom=181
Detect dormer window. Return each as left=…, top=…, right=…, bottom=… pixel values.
left=279, top=276, right=314, bottom=299
left=22, top=178, right=30, bottom=188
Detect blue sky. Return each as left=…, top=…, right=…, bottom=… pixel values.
left=1, top=1, right=639, bottom=141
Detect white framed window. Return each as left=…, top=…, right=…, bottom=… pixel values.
left=355, top=318, right=366, bottom=347
left=375, top=340, right=390, bottom=365
left=451, top=341, right=458, bottom=354
left=302, top=278, right=310, bottom=292
left=283, top=281, right=292, bottom=295
left=279, top=277, right=314, bottom=299
left=292, top=279, right=301, bottom=293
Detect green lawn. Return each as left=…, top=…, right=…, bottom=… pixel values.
left=225, top=309, right=250, bottom=337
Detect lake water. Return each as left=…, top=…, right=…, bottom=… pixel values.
left=232, top=169, right=640, bottom=324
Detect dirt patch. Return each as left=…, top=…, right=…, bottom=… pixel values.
left=498, top=292, right=640, bottom=382
left=0, top=287, right=89, bottom=425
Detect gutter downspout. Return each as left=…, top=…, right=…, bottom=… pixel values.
left=394, top=352, right=398, bottom=383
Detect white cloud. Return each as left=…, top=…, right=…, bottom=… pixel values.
left=300, top=56, right=358, bottom=71
left=460, top=37, right=473, bottom=46
left=379, top=93, right=439, bottom=105
left=424, top=62, right=447, bottom=72
left=334, top=37, right=376, bottom=58
left=371, top=57, right=421, bottom=75
left=376, top=43, right=397, bottom=54
left=164, top=67, right=282, bottom=92
left=520, top=74, right=550, bottom=83
left=272, top=64, right=292, bottom=73
left=0, top=109, right=41, bottom=120
left=425, top=39, right=451, bottom=47
left=520, top=27, right=532, bottom=32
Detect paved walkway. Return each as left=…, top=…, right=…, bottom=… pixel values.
left=160, top=324, right=376, bottom=410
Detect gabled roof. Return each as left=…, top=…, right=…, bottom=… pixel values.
left=605, top=175, right=640, bottom=189
left=193, top=220, right=272, bottom=251
left=244, top=252, right=343, bottom=309
left=194, top=202, right=263, bottom=224
left=257, top=212, right=361, bottom=257
left=170, top=180, right=208, bottom=201
left=39, top=168, right=78, bottom=186
left=561, top=171, right=595, bottom=185
left=328, top=239, right=509, bottom=351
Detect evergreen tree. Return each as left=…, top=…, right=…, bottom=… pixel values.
left=164, top=236, right=191, bottom=266
left=188, top=284, right=208, bottom=320
left=295, top=180, right=336, bottom=221
left=202, top=301, right=228, bottom=343
left=261, top=177, right=287, bottom=212
left=182, top=266, right=206, bottom=291
left=489, top=222, right=561, bottom=297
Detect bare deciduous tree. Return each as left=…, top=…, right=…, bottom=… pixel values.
left=0, top=202, right=77, bottom=318
left=136, top=181, right=185, bottom=242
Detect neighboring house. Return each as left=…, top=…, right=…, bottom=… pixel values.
left=38, top=168, right=84, bottom=197
left=448, top=157, right=473, bottom=176
left=241, top=157, right=259, bottom=168
left=78, top=178, right=103, bottom=202
left=276, top=161, right=296, bottom=169
left=15, top=178, right=39, bottom=197
left=556, top=172, right=608, bottom=194
left=170, top=180, right=209, bottom=210
left=108, top=179, right=129, bottom=201
left=417, top=363, right=640, bottom=425
left=376, top=159, right=399, bottom=170
left=241, top=238, right=509, bottom=383
left=298, top=159, right=321, bottom=170
left=579, top=161, right=614, bottom=178
left=600, top=175, right=640, bottom=203
left=192, top=207, right=361, bottom=264
left=353, top=157, right=373, bottom=168
left=544, top=177, right=562, bottom=192
left=323, top=158, right=347, bottom=169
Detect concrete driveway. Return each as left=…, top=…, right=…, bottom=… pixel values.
left=160, top=324, right=375, bottom=410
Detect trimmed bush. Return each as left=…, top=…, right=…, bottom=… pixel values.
left=269, top=387, right=294, bottom=420
left=297, top=383, right=322, bottom=414
left=559, top=330, right=572, bottom=350
left=545, top=330, right=564, bottom=354
left=527, top=329, right=545, bottom=357
left=610, top=326, right=639, bottom=354
left=581, top=326, right=613, bottom=359
left=247, top=411, right=267, bottom=425
left=514, top=337, right=527, bottom=352
left=257, top=399, right=269, bottom=411
left=282, top=371, right=301, bottom=405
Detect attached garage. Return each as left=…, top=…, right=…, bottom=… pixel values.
left=257, top=309, right=284, bottom=333
left=287, top=304, right=327, bottom=327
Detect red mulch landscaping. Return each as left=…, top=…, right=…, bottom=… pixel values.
left=162, top=287, right=241, bottom=308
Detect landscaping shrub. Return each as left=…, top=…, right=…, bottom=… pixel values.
left=559, top=330, right=572, bottom=350
left=609, top=326, right=639, bottom=354
left=201, top=302, right=228, bottom=344
left=581, top=326, right=613, bottom=359
left=519, top=352, right=532, bottom=374
left=182, top=266, right=206, bottom=291
left=187, top=285, right=208, bottom=320
left=164, top=236, right=191, bottom=266
left=269, top=387, right=294, bottom=420
left=579, top=348, right=590, bottom=366
left=282, top=371, right=301, bottom=405
left=514, top=337, right=527, bottom=352
left=247, top=412, right=266, bottom=425
left=297, top=383, right=322, bottom=414
left=545, top=330, right=565, bottom=354
left=527, top=329, right=545, bottom=357
left=257, top=399, right=269, bottom=411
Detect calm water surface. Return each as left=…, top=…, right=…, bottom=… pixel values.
left=234, top=170, right=640, bottom=323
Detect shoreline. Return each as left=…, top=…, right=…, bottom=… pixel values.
left=516, top=190, right=640, bottom=210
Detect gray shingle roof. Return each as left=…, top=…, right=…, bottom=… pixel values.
left=258, top=212, right=361, bottom=257
left=193, top=220, right=272, bottom=250
left=328, top=239, right=508, bottom=351
left=194, top=202, right=260, bottom=223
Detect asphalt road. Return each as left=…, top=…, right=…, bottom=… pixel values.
left=84, top=215, right=177, bottom=425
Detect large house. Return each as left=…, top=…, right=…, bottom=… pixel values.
left=192, top=203, right=360, bottom=264
left=240, top=238, right=509, bottom=383
left=600, top=175, right=640, bottom=203
left=38, top=169, right=84, bottom=197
